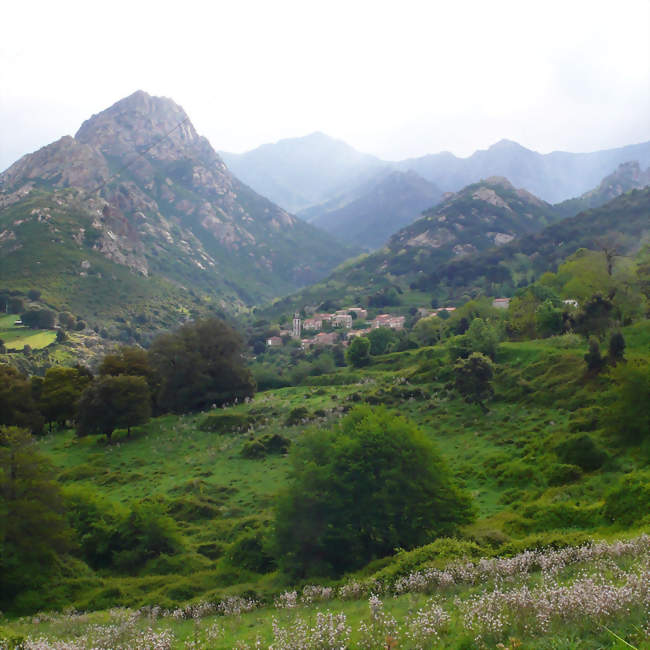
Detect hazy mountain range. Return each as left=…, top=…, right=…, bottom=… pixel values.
left=221, top=134, right=650, bottom=241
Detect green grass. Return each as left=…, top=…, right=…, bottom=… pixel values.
left=0, top=313, right=56, bottom=350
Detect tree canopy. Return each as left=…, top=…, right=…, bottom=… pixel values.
left=274, top=405, right=473, bottom=577
left=148, top=318, right=255, bottom=413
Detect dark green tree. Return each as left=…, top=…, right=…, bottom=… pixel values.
left=608, top=331, right=626, bottom=365
left=367, top=327, right=396, bottom=355
left=39, top=367, right=92, bottom=432
left=0, top=427, right=72, bottom=608
left=0, top=366, right=44, bottom=434
left=454, top=352, right=494, bottom=412
left=346, top=336, right=371, bottom=368
left=76, top=375, right=151, bottom=440
left=584, top=337, right=605, bottom=374
left=274, top=406, right=473, bottom=577
left=603, top=359, right=650, bottom=444
left=148, top=318, right=255, bottom=413
left=20, top=308, right=56, bottom=329
left=99, top=345, right=159, bottom=405
left=574, top=294, right=613, bottom=339
left=7, top=297, right=24, bottom=314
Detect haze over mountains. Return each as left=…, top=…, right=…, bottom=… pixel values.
left=0, top=92, right=353, bottom=329
left=222, top=134, right=650, bottom=249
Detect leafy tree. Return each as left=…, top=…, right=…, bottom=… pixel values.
left=76, top=375, right=151, bottom=440
left=454, top=352, right=494, bottom=412
left=603, top=359, right=650, bottom=444
left=57, top=312, right=76, bottom=329
left=274, top=406, right=473, bottom=577
left=7, top=297, right=24, bottom=314
left=20, top=308, right=56, bottom=329
left=608, top=331, right=626, bottom=365
left=27, top=289, right=41, bottom=301
left=346, top=336, right=371, bottom=368
left=0, top=427, right=72, bottom=608
left=507, top=291, right=539, bottom=339
left=535, top=300, right=565, bottom=338
left=0, top=366, right=44, bottom=434
left=367, top=327, right=395, bottom=355
left=39, top=367, right=92, bottom=432
left=148, top=318, right=255, bottom=413
left=466, top=317, right=499, bottom=359
left=574, top=294, right=613, bottom=339
left=584, top=337, right=605, bottom=374
left=413, top=315, right=446, bottom=346
left=99, top=345, right=159, bottom=401
left=55, top=329, right=67, bottom=343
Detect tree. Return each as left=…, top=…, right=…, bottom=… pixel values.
left=39, top=367, right=92, bottom=432
left=535, top=300, right=564, bottom=338
left=7, top=297, right=25, bottom=314
left=0, top=366, right=44, bottom=434
left=574, top=294, right=614, bottom=339
left=20, top=308, right=56, bottom=329
left=346, top=336, right=371, bottom=368
left=148, top=318, right=255, bottom=413
left=603, top=359, right=650, bottom=444
left=274, top=406, right=473, bottom=577
left=27, top=289, right=41, bottom=301
left=454, top=352, right=494, bottom=412
left=584, top=337, right=605, bottom=374
left=466, top=318, right=499, bottom=359
left=367, top=327, right=395, bottom=355
left=608, top=331, right=626, bottom=365
left=99, top=345, right=159, bottom=405
left=76, top=375, right=151, bottom=440
left=413, top=315, right=446, bottom=346
left=0, top=427, right=72, bottom=608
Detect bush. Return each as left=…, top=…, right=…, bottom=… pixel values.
left=274, top=405, right=474, bottom=577
left=228, top=530, right=275, bottom=573
left=556, top=434, right=608, bottom=471
left=547, top=463, right=583, bottom=486
left=286, top=406, right=309, bottom=426
left=199, top=411, right=252, bottom=433
left=603, top=471, right=650, bottom=527
left=242, top=433, right=290, bottom=459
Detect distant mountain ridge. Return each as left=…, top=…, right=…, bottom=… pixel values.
left=301, top=170, right=443, bottom=250
left=221, top=134, right=650, bottom=213
left=220, top=132, right=384, bottom=214
left=0, top=91, right=354, bottom=333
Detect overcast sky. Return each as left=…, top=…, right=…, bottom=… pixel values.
left=2, top=0, right=649, bottom=171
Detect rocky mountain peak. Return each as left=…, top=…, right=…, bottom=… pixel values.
left=482, top=176, right=515, bottom=189
left=75, top=90, right=203, bottom=162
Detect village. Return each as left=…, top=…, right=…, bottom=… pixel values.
left=265, top=297, right=521, bottom=349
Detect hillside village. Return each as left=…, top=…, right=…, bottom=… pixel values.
left=266, top=299, right=520, bottom=349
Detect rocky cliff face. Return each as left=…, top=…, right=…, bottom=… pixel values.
left=0, top=91, right=350, bottom=304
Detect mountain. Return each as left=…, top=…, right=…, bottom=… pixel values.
left=299, top=170, right=443, bottom=250
left=0, top=91, right=353, bottom=335
left=553, top=161, right=650, bottom=218
left=263, top=177, right=558, bottom=316
left=222, top=134, right=650, bottom=214
left=220, top=132, right=385, bottom=213
left=396, top=139, right=650, bottom=203
left=416, top=186, right=650, bottom=300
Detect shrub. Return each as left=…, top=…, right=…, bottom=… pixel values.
left=242, top=433, right=290, bottom=459
left=199, top=411, right=251, bottom=433
left=228, top=530, right=275, bottom=573
left=603, top=471, right=650, bottom=526
left=286, top=406, right=309, bottom=425
left=547, top=463, right=583, bottom=486
left=274, top=406, right=474, bottom=577
left=556, top=434, right=608, bottom=471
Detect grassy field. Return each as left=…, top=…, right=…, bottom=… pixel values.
left=2, top=322, right=648, bottom=646
left=0, top=313, right=57, bottom=350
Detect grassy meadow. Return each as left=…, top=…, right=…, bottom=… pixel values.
left=1, top=321, right=648, bottom=647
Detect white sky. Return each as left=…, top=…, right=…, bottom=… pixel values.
left=1, top=0, right=649, bottom=170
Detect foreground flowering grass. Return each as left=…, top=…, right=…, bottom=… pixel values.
left=2, top=535, right=648, bottom=649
